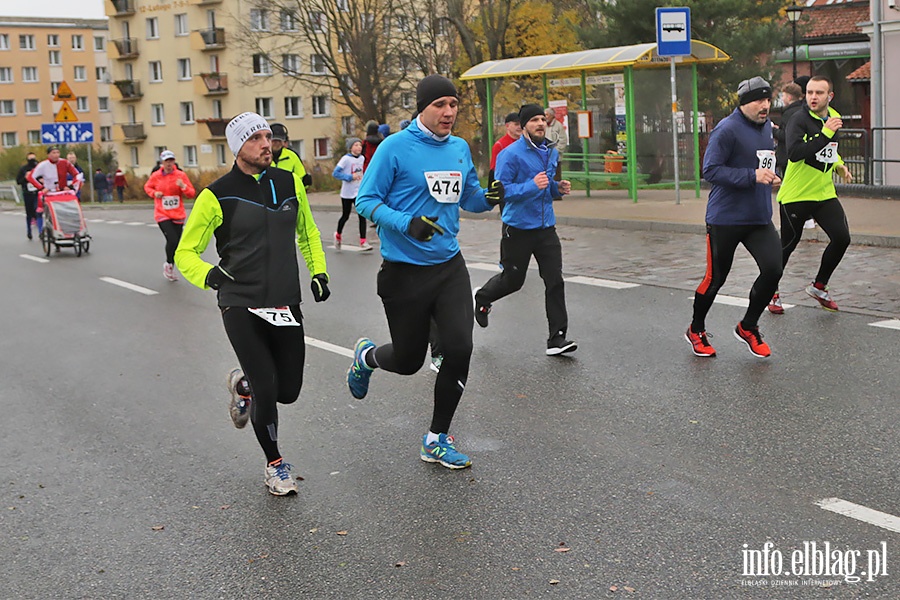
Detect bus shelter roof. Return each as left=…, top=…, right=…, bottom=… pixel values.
left=459, top=40, right=729, bottom=80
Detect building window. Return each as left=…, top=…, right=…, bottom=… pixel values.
left=174, top=14, right=188, bottom=36
left=28, top=130, right=41, bottom=144
left=94, top=35, right=105, bottom=51
left=341, top=116, right=353, bottom=136
left=72, top=34, right=84, bottom=50
left=339, top=74, right=352, bottom=96
left=49, top=50, right=61, bottom=66
left=130, top=146, right=139, bottom=167
left=284, top=96, right=302, bottom=118
left=212, top=99, right=222, bottom=119
left=396, top=15, right=409, bottom=32
left=100, top=125, right=111, bottom=141
left=0, top=34, right=9, bottom=50
left=0, top=68, right=12, bottom=83
left=2, top=132, right=18, bottom=147
left=252, top=54, right=271, bottom=76
left=151, top=103, right=165, bottom=125
left=311, top=95, right=328, bottom=117
left=25, top=99, right=40, bottom=114
left=98, top=97, right=109, bottom=111
left=401, top=92, right=412, bottom=109
left=250, top=9, right=270, bottom=31
left=177, top=58, right=191, bottom=80
left=47, top=34, right=59, bottom=47
left=96, top=66, right=108, bottom=82
left=382, top=15, right=392, bottom=34
left=336, top=0, right=349, bottom=12
left=310, top=11, right=326, bottom=32
left=216, top=143, right=227, bottom=166
left=149, top=61, right=163, bottom=82
left=183, top=145, right=198, bottom=167
left=146, top=17, right=159, bottom=39
left=76, top=97, right=89, bottom=112
left=290, top=139, right=303, bottom=158
left=314, top=137, right=330, bottom=159
left=20, top=35, right=35, bottom=50
left=255, top=97, right=273, bottom=118
left=73, top=66, right=87, bottom=81
left=0, top=100, right=15, bottom=115
left=124, top=63, right=134, bottom=79
left=436, top=18, right=449, bottom=36
left=50, top=82, right=60, bottom=95
left=282, top=54, right=300, bottom=76
left=180, top=101, right=194, bottom=123
left=310, top=54, right=326, bottom=74
left=281, top=11, right=298, bottom=32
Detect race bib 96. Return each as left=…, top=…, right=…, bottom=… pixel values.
left=424, top=171, right=462, bottom=204
left=756, top=150, right=775, bottom=173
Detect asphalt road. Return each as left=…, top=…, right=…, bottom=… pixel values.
left=1, top=208, right=898, bottom=599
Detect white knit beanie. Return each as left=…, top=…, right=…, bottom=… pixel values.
left=226, top=112, right=271, bottom=155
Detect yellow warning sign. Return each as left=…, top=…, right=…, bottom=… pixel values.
left=53, top=81, right=76, bottom=101
left=55, top=101, right=79, bottom=122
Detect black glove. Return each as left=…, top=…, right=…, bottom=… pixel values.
left=205, top=265, right=234, bottom=290
left=408, top=215, right=444, bottom=242
left=310, top=273, right=330, bottom=302
left=302, top=173, right=313, bottom=187
left=485, top=180, right=504, bottom=206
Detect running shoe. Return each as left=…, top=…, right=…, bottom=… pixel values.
left=806, top=282, right=839, bottom=311
left=227, top=368, right=251, bottom=429
left=334, top=232, right=342, bottom=251
left=473, top=287, right=491, bottom=328
left=685, top=327, right=716, bottom=357
left=420, top=433, right=472, bottom=469
left=546, top=334, right=577, bottom=356
left=767, top=292, right=785, bottom=315
left=359, top=239, right=373, bottom=251
left=734, top=323, right=771, bottom=358
left=163, top=262, right=178, bottom=281
left=264, top=460, right=298, bottom=496
left=347, top=337, right=375, bottom=399
left=429, top=354, right=443, bottom=373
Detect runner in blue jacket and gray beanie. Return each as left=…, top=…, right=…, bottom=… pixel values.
left=345, top=74, right=504, bottom=469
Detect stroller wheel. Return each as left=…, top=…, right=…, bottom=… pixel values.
left=82, top=239, right=90, bottom=253
left=42, top=229, right=52, bottom=257
left=74, top=237, right=83, bottom=257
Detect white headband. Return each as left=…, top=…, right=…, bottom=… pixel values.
left=226, top=112, right=271, bottom=155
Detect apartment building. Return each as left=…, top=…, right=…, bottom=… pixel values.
left=0, top=17, right=113, bottom=151
left=105, top=0, right=343, bottom=177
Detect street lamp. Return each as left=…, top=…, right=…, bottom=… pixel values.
left=786, top=4, right=803, bottom=80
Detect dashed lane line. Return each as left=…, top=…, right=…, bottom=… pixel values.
left=685, top=294, right=795, bottom=310
left=106, top=220, right=123, bottom=224
left=468, top=262, right=502, bottom=272
left=19, top=254, right=49, bottom=264
left=869, top=319, right=900, bottom=330
left=126, top=221, right=145, bottom=226
left=99, top=276, right=158, bottom=296
left=816, top=498, right=900, bottom=534
left=305, top=336, right=354, bottom=359
left=328, top=244, right=377, bottom=254
left=566, top=275, right=640, bottom=289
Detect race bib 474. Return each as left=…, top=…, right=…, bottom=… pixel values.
left=424, top=171, right=462, bottom=204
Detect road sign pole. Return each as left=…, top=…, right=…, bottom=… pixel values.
left=671, top=58, right=680, bottom=205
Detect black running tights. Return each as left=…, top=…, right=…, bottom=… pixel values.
left=337, top=197, right=367, bottom=239
left=692, top=222, right=782, bottom=332
left=779, top=198, right=850, bottom=286
left=158, top=219, right=183, bottom=264
left=370, top=253, right=473, bottom=434
left=221, top=306, right=305, bottom=463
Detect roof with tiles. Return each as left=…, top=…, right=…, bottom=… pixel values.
left=847, top=61, right=871, bottom=81
left=799, top=2, right=869, bottom=40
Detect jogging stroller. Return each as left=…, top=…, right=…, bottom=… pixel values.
left=39, top=190, right=91, bottom=257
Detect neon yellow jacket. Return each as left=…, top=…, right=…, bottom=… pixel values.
left=777, top=106, right=844, bottom=204
left=273, top=147, right=308, bottom=179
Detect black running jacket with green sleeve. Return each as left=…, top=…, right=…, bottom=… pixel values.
left=175, top=162, right=328, bottom=307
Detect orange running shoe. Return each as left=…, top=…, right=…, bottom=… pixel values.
left=685, top=327, right=716, bottom=357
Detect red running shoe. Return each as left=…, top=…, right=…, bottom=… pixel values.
left=685, top=327, right=716, bottom=357
left=734, top=323, right=771, bottom=358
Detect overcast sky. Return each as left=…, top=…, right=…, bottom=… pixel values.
left=2, top=0, right=106, bottom=19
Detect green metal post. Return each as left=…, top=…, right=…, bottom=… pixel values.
left=542, top=74, right=549, bottom=106
left=580, top=71, right=590, bottom=197
left=692, top=64, right=701, bottom=198
left=625, top=66, right=638, bottom=202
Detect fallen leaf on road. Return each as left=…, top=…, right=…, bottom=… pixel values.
left=610, top=585, right=618, bottom=592
left=554, top=547, right=570, bottom=553
left=549, top=579, right=560, bottom=585
left=394, top=561, right=407, bottom=567
left=151, top=525, right=164, bottom=531
left=624, top=586, right=636, bottom=592
left=309, top=528, right=318, bottom=533
left=220, top=504, right=230, bottom=510
left=336, top=530, right=348, bottom=536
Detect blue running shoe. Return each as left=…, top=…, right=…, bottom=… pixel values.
left=420, top=433, right=472, bottom=469
left=347, top=337, right=376, bottom=399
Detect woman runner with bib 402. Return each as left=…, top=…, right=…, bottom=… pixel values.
left=144, top=150, right=195, bottom=281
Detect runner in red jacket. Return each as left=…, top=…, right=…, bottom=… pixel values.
left=144, top=150, right=195, bottom=281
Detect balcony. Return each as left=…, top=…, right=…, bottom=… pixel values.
left=113, top=79, right=142, bottom=101
left=197, top=118, right=228, bottom=140
left=111, top=37, right=139, bottom=60
left=110, top=0, right=135, bottom=15
left=120, top=122, right=146, bottom=143
left=191, top=28, right=226, bottom=51
left=197, top=72, right=228, bottom=96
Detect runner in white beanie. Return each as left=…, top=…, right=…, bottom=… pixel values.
left=226, top=112, right=271, bottom=155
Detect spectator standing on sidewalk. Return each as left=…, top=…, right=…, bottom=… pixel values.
left=93, top=168, right=111, bottom=203
left=113, top=169, right=127, bottom=202
left=684, top=77, right=782, bottom=359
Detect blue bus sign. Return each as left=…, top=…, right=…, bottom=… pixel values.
left=656, top=7, right=691, bottom=57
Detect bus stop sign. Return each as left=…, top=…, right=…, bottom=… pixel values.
left=656, top=7, right=691, bottom=57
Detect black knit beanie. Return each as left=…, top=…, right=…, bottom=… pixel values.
left=518, top=104, right=544, bottom=127
left=416, top=75, right=458, bottom=113
left=737, top=76, right=772, bottom=106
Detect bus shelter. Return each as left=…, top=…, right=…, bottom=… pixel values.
left=459, top=41, right=730, bottom=201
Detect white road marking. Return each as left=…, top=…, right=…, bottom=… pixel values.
left=99, top=276, right=158, bottom=296
left=305, top=336, right=354, bottom=358
left=19, top=254, right=49, bottom=264
left=869, top=319, right=900, bottom=330
left=126, top=221, right=145, bottom=226
left=330, top=244, right=375, bottom=253
left=566, top=275, right=639, bottom=289
left=468, top=262, right=502, bottom=272
left=816, top=498, right=900, bottom=534
left=106, top=220, right=123, bottom=224
left=685, top=294, right=794, bottom=309
left=146, top=224, right=157, bottom=228
left=87, top=218, right=105, bottom=223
